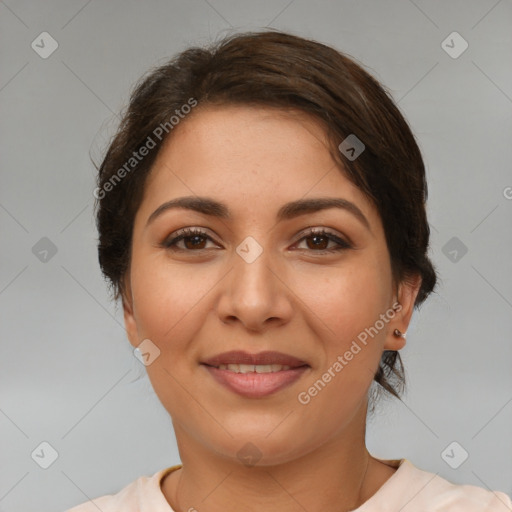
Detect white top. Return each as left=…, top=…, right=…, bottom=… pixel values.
left=66, top=458, right=512, bottom=511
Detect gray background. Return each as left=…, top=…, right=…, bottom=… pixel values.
left=1, top=1, right=511, bottom=511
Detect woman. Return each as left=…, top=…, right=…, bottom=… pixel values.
left=68, top=30, right=511, bottom=511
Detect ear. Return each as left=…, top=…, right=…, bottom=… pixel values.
left=384, top=274, right=422, bottom=351
left=121, top=277, right=139, bottom=349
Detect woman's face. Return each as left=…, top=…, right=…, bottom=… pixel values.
left=123, top=105, right=419, bottom=465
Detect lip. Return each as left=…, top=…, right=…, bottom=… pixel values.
left=200, top=350, right=310, bottom=398
left=202, top=364, right=310, bottom=398
left=201, top=350, right=309, bottom=367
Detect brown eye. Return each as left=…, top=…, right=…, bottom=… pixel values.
left=162, top=228, right=217, bottom=251
left=305, top=233, right=329, bottom=250
left=294, top=229, right=352, bottom=253
left=182, top=234, right=207, bottom=250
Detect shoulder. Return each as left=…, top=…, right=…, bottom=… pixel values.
left=380, top=459, right=512, bottom=512
left=64, top=465, right=182, bottom=512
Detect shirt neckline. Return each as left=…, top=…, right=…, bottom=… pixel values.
left=349, top=457, right=409, bottom=511
left=155, top=458, right=408, bottom=511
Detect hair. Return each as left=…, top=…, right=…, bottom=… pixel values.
left=95, top=29, right=437, bottom=407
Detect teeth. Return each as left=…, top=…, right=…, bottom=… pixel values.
left=217, top=364, right=292, bottom=373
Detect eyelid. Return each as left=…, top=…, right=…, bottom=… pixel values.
left=295, top=226, right=350, bottom=242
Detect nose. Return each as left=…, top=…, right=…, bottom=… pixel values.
left=215, top=239, right=294, bottom=333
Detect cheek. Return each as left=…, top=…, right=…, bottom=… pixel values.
left=129, top=250, right=220, bottom=342
left=293, top=258, right=391, bottom=345
left=128, top=258, right=215, bottom=414
left=291, top=267, right=388, bottom=429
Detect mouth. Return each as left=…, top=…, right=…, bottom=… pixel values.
left=201, top=350, right=309, bottom=368
left=200, top=351, right=310, bottom=398
left=206, top=363, right=297, bottom=373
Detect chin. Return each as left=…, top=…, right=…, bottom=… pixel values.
left=204, top=428, right=317, bottom=468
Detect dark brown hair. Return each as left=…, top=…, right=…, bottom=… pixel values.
left=95, top=29, right=437, bottom=406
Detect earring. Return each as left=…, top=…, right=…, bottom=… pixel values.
left=393, top=328, right=406, bottom=338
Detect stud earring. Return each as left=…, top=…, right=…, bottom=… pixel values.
left=393, top=328, right=406, bottom=338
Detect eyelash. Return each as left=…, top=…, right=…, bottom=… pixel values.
left=160, top=227, right=352, bottom=254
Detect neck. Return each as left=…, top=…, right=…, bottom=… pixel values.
left=162, top=411, right=394, bottom=512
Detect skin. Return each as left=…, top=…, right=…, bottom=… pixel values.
left=123, top=105, right=421, bottom=512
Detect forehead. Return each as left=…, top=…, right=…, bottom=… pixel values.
left=138, top=105, right=378, bottom=226
left=149, top=105, right=334, bottom=182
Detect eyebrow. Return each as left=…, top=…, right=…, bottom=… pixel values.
left=146, top=196, right=371, bottom=231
